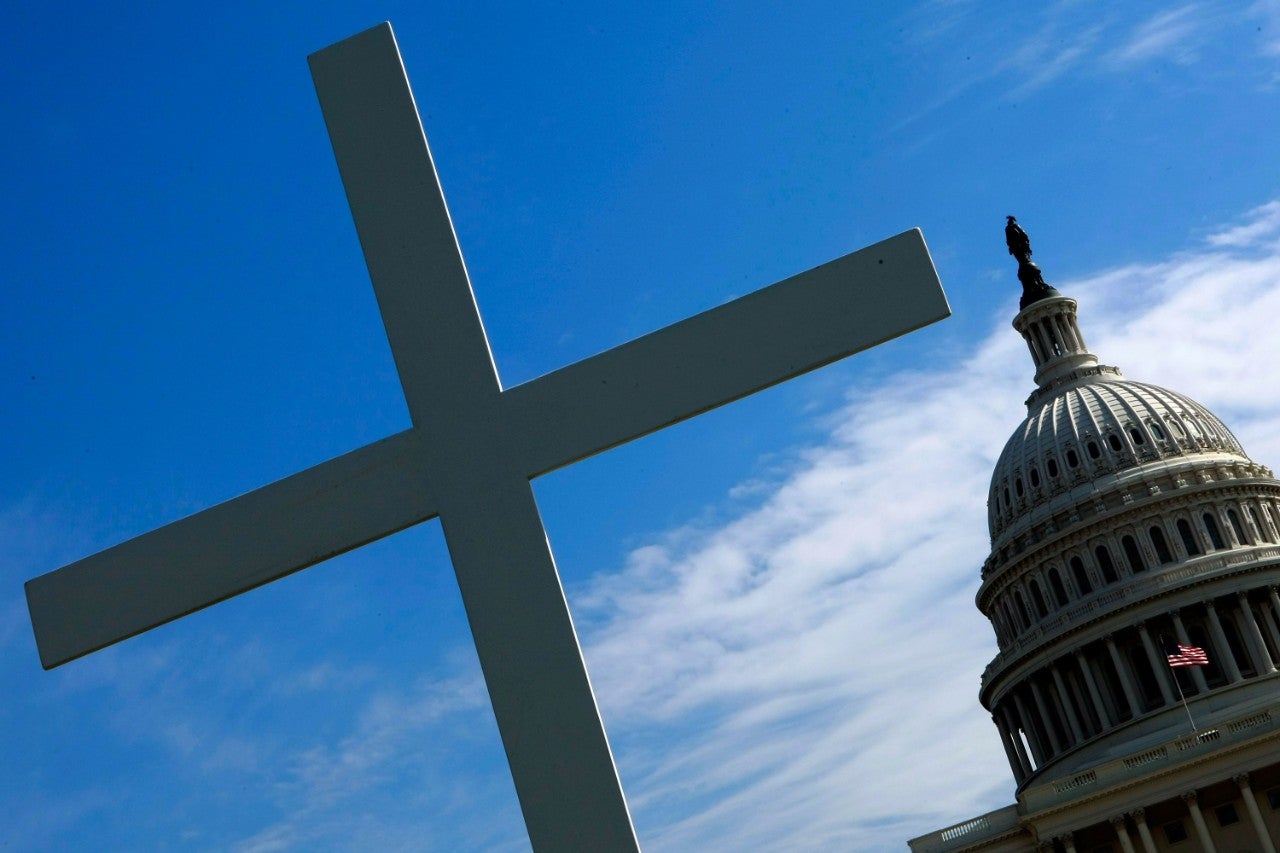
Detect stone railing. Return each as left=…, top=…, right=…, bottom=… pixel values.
left=1021, top=705, right=1280, bottom=813
left=983, top=547, right=1280, bottom=688
left=908, top=804, right=1021, bottom=853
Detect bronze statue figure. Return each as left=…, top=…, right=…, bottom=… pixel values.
left=1005, top=215, right=1032, bottom=264
left=1004, top=215, right=1060, bottom=309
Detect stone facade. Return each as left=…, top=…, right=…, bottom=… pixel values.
left=909, top=276, right=1280, bottom=852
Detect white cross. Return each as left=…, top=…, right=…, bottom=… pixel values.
left=25, top=22, right=948, bottom=852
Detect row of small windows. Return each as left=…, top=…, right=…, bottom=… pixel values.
left=991, top=500, right=1280, bottom=645
left=992, top=412, right=1231, bottom=519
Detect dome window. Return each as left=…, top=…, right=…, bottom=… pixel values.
left=1029, top=467, right=1040, bottom=488
left=1066, top=448, right=1080, bottom=468
left=1014, top=590, right=1031, bottom=626
left=1107, top=433, right=1123, bottom=452
left=1003, top=488, right=1011, bottom=508
left=1048, top=568, right=1068, bottom=606
left=1203, top=513, right=1225, bottom=550
left=1128, top=426, right=1145, bottom=446
left=1047, top=458, right=1059, bottom=478
left=1029, top=579, right=1048, bottom=618
left=1122, top=535, right=1146, bottom=572
left=1177, top=518, right=1202, bottom=556
left=1069, top=556, right=1092, bottom=595
left=1095, top=546, right=1118, bottom=584
left=1150, top=526, right=1174, bottom=564
left=1247, top=505, right=1269, bottom=542
left=1087, top=440, right=1101, bottom=460
left=1148, top=421, right=1165, bottom=441
left=1169, top=420, right=1186, bottom=439
left=1228, top=509, right=1247, bottom=544
left=1015, top=477, right=1024, bottom=497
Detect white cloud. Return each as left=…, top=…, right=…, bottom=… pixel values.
left=1205, top=200, right=1280, bottom=248
left=1109, top=6, right=1206, bottom=65
left=568, top=199, right=1280, bottom=850
left=48, top=199, right=1280, bottom=852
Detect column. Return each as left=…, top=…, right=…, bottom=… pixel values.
left=997, top=708, right=1031, bottom=780
left=1260, top=590, right=1280, bottom=655
left=1138, top=623, right=1175, bottom=705
left=1012, top=690, right=1046, bottom=765
left=1051, top=665, right=1084, bottom=743
left=1172, top=610, right=1209, bottom=692
left=1076, top=650, right=1113, bottom=729
left=1106, top=636, right=1142, bottom=717
left=1269, top=587, right=1280, bottom=637
left=1238, top=592, right=1277, bottom=673
left=993, top=713, right=1023, bottom=782
left=1057, top=831, right=1077, bottom=853
left=1182, top=791, right=1218, bottom=853
left=1206, top=600, right=1243, bottom=682
left=1109, top=815, right=1136, bottom=853
left=1029, top=677, right=1064, bottom=753
left=1130, top=808, right=1157, bottom=853
left=1234, top=773, right=1278, bottom=853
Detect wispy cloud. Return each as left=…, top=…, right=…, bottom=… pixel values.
left=1109, top=5, right=1206, bottom=66
left=568, top=200, right=1280, bottom=849
left=28, top=200, right=1280, bottom=851
left=1205, top=200, right=1280, bottom=248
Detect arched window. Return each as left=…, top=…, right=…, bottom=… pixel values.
left=1087, top=440, right=1101, bottom=460
left=1150, top=526, right=1173, bottom=564
left=1029, top=579, right=1048, bottom=617
left=1248, top=505, right=1268, bottom=543
left=1128, top=426, right=1145, bottom=446
left=1014, top=590, right=1031, bottom=627
left=1177, top=518, right=1202, bottom=556
left=1048, top=568, right=1069, bottom=606
left=1259, top=505, right=1276, bottom=542
left=1107, top=433, right=1123, bottom=452
left=1029, top=466, right=1040, bottom=488
left=1203, top=513, right=1225, bottom=550
left=1002, top=599, right=1019, bottom=632
left=1122, top=535, right=1146, bottom=573
left=1148, top=420, right=1165, bottom=440
left=1070, top=556, right=1092, bottom=595
left=1066, top=448, right=1080, bottom=468
left=1015, top=477, right=1024, bottom=497
left=1047, top=458, right=1059, bottom=478
left=1095, top=545, right=1118, bottom=584
left=1223, top=507, right=1244, bottom=540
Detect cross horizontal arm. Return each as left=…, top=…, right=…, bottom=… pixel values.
left=26, top=429, right=435, bottom=669
left=505, top=229, right=948, bottom=477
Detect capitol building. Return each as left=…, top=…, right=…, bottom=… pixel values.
left=909, top=224, right=1280, bottom=852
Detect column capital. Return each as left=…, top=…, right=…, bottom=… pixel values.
left=1129, top=807, right=1145, bottom=820
left=1136, top=622, right=1151, bottom=635
left=1109, top=815, right=1127, bottom=828
left=1056, top=831, right=1074, bottom=842
left=1234, top=772, right=1251, bottom=787
left=1181, top=790, right=1198, bottom=803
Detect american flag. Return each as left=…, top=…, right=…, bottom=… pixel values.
left=1162, top=635, right=1209, bottom=668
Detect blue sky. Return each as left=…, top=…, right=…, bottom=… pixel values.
left=4, top=2, right=1280, bottom=850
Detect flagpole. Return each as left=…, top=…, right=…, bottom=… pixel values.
left=1170, top=668, right=1197, bottom=732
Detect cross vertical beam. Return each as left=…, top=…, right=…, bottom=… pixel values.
left=309, top=25, right=638, bottom=849
left=26, top=20, right=950, bottom=853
